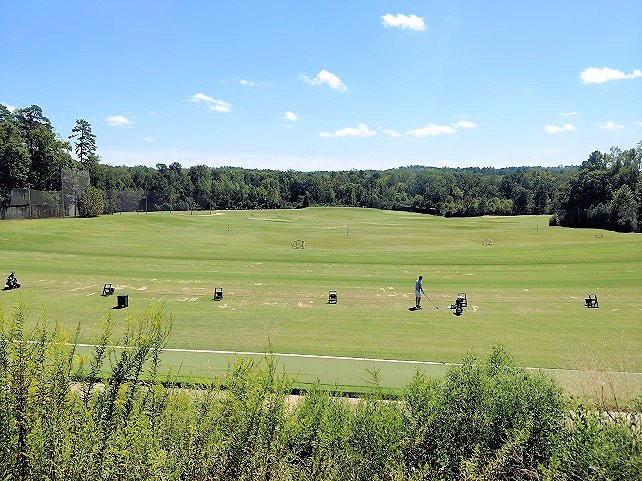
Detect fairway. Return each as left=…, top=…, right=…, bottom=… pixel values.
left=1, top=208, right=641, bottom=391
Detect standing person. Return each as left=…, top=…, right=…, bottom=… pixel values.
left=415, top=275, right=425, bottom=309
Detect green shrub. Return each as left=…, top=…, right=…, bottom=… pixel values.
left=0, top=304, right=639, bottom=481
left=403, top=345, right=565, bottom=479
left=79, top=186, right=105, bottom=217
left=548, top=212, right=560, bottom=226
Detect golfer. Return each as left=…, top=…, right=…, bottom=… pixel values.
left=415, top=275, right=425, bottom=309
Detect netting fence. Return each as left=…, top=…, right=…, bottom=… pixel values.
left=61, top=169, right=90, bottom=218
left=2, top=188, right=212, bottom=220
left=1, top=188, right=62, bottom=220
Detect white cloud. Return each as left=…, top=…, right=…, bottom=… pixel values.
left=383, top=129, right=402, bottom=137
left=300, top=70, right=347, bottom=91
left=1, top=102, right=16, bottom=112
left=456, top=120, right=476, bottom=129
left=144, top=136, right=153, bottom=143
left=544, top=124, right=575, bottom=133
left=105, top=115, right=131, bottom=127
left=234, top=78, right=273, bottom=87
left=382, top=13, right=426, bottom=31
left=209, top=103, right=231, bottom=113
left=560, top=111, right=578, bottom=117
left=284, top=111, right=297, bottom=121
left=189, top=92, right=215, bottom=103
left=189, top=92, right=232, bottom=112
left=580, top=67, right=642, bottom=84
left=408, top=124, right=457, bottom=137
left=320, top=123, right=376, bottom=138
left=599, top=121, right=624, bottom=131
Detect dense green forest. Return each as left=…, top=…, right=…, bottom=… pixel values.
left=1, top=104, right=641, bottom=231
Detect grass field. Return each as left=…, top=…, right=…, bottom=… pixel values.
left=1, top=208, right=641, bottom=394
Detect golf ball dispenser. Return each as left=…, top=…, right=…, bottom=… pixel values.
left=449, top=292, right=467, bottom=316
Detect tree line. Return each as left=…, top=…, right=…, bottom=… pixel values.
left=1, top=104, right=640, bottom=231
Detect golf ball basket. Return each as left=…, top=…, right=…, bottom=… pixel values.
left=213, top=288, right=223, bottom=301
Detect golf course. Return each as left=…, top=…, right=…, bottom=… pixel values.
left=1, top=207, right=641, bottom=394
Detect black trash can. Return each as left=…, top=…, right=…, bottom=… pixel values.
left=117, top=294, right=129, bottom=309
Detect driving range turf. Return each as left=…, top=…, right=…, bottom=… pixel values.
left=1, top=208, right=641, bottom=395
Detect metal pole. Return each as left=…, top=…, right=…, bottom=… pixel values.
left=60, top=167, right=64, bottom=218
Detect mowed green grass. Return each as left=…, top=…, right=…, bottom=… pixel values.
left=1, top=208, right=641, bottom=389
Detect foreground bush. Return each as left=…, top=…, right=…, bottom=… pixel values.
left=0, top=302, right=639, bottom=480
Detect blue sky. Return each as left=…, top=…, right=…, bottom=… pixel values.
left=1, top=0, right=641, bottom=170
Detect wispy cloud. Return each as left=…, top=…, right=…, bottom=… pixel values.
left=545, top=124, right=575, bottom=133
left=144, top=136, right=153, bottom=143
left=383, top=129, right=402, bottom=137
left=1, top=102, right=16, bottom=112
left=382, top=13, right=426, bottom=31
left=190, top=92, right=215, bottom=103
left=560, top=111, right=578, bottom=117
left=284, top=111, right=297, bottom=121
left=580, top=67, right=642, bottom=84
left=320, top=123, right=376, bottom=138
left=456, top=120, right=476, bottom=129
left=105, top=115, right=131, bottom=127
left=408, top=124, right=457, bottom=137
left=599, top=121, right=624, bottom=131
left=300, top=70, right=347, bottom=91
left=189, top=92, right=231, bottom=112
left=238, top=78, right=273, bottom=87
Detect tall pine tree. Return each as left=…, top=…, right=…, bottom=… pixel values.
left=69, top=119, right=98, bottom=170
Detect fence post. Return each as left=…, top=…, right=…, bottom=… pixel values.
left=60, top=167, right=65, bottom=218
left=27, top=185, right=32, bottom=220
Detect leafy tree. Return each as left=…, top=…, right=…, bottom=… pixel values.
left=0, top=122, right=30, bottom=211
left=27, top=126, right=75, bottom=190
left=0, top=104, right=15, bottom=123
left=610, top=185, right=638, bottom=231
left=79, top=186, right=105, bottom=217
